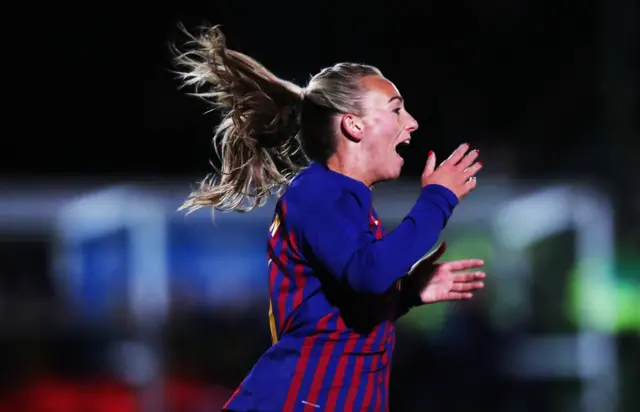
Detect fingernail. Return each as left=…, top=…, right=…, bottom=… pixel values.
left=428, top=150, right=434, bottom=157
left=478, top=161, right=483, bottom=166
left=474, top=149, right=479, bottom=154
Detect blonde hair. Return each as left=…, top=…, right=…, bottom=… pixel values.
left=174, top=25, right=381, bottom=213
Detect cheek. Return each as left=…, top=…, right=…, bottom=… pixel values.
left=362, top=115, right=402, bottom=161
left=368, top=116, right=400, bottom=141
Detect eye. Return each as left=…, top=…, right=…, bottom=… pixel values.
left=392, top=108, right=401, bottom=115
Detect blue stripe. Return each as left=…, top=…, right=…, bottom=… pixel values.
left=277, top=201, right=296, bottom=333
left=284, top=231, right=297, bottom=329
left=314, top=314, right=342, bottom=409
left=335, top=333, right=367, bottom=408
left=352, top=323, right=388, bottom=411
left=294, top=322, right=332, bottom=409
left=374, top=323, right=391, bottom=412
left=373, top=323, right=390, bottom=411
left=381, top=328, right=395, bottom=410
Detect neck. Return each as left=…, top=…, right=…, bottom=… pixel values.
left=324, top=154, right=374, bottom=188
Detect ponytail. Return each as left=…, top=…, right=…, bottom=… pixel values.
left=174, top=25, right=307, bottom=213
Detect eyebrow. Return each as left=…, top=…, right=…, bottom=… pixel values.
left=388, top=96, right=403, bottom=104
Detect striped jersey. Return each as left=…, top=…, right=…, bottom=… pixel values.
left=224, top=161, right=459, bottom=412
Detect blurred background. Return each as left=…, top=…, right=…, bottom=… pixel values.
left=3, top=0, right=638, bottom=411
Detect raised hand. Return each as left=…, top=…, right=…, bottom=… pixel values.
left=421, top=143, right=482, bottom=200
left=407, top=242, right=485, bottom=303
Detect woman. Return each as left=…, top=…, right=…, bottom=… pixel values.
left=175, top=25, right=485, bottom=412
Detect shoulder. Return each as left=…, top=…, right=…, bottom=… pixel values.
left=281, top=171, right=367, bottom=222
left=284, top=172, right=345, bottom=209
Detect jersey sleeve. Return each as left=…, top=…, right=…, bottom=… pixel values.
left=295, top=184, right=459, bottom=294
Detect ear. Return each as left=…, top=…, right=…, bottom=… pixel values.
left=340, top=114, right=365, bottom=142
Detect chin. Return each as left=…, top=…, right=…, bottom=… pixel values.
left=379, top=165, right=403, bottom=183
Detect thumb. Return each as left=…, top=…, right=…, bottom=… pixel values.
left=425, top=241, right=447, bottom=262
left=422, top=150, right=436, bottom=177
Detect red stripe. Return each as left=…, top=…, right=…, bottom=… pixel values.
left=383, top=330, right=395, bottom=412
left=290, top=261, right=306, bottom=322
left=361, top=322, right=390, bottom=410
left=343, top=357, right=365, bottom=410
left=283, top=334, right=318, bottom=412
left=304, top=314, right=340, bottom=411
left=375, top=372, right=384, bottom=412
left=369, top=211, right=383, bottom=239
left=268, top=259, right=279, bottom=292
left=378, top=323, right=393, bottom=412
left=222, top=382, right=242, bottom=410
left=287, top=217, right=301, bottom=257
left=377, top=322, right=392, bottom=411
left=324, top=333, right=357, bottom=412
left=359, top=357, right=376, bottom=410
left=304, top=315, right=341, bottom=410
left=284, top=229, right=306, bottom=333
left=276, top=236, right=290, bottom=331
left=344, top=327, right=379, bottom=412
left=368, top=322, right=390, bottom=411
left=275, top=200, right=295, bottom=332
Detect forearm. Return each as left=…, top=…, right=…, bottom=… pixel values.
left=341, top=185, right=458, bottom=294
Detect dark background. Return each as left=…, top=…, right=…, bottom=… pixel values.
left=11, top=0, right=632, bottom=177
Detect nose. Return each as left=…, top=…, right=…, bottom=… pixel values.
left=405, top=113, right=419, bottom=133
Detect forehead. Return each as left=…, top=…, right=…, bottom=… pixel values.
left=360, top=75, right=402, bottom=107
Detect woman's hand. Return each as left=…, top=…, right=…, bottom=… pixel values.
left=421, top=143, right=482, bottom=200
left=407, top=242, right=486, bottom=303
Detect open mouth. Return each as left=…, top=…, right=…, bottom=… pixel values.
left=395, top=139, right=411, bottom=158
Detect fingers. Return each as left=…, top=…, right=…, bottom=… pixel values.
left=421, top=142, right=482, bottom=198
left=422, top=150, right=436, bottom=177
left=442, top=259, right=485, bottom=271
left=445, top=292, right=473, bottom=300
left=457, top=149, right=481, bottom=192
left=441, top=143, right=469, bottom=167
left=452, top=280, right=485, bottom=292
left=424, top=241, right=447, bottom=262
left=452, top=271, right=486, bottom=282
left=464, top=161, right=483, bottom=179
left=457, top=149, right=479, bottom=169
left=446, top=271, right=486, bottom=300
